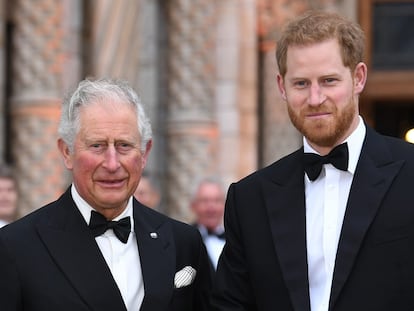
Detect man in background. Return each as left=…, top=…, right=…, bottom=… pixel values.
left=190, top=177, right=225, bottom=270
left=0, top=164, right=18, bottom=228
left=134, top=172, right=161, bottom=209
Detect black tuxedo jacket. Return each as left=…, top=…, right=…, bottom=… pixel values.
left=0, top=188, right=212, bottom=311
left=212, top=126, right=414, bottom=310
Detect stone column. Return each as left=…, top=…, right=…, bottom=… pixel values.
left=85, top=0, right=142, bottom=82
left=257, top=0, right=309, bottom=165
left=166, top=0, right=218, bottom=221
left=10, top=0, right=67, bottom=215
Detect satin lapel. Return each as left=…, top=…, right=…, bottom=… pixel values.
left=133, top=202, right=175, bottom=311
left=330, top=129, right=404, bottom=308
left=36, top=190, right=126, bottom=311
left=264, top=150, right=311, bottom=311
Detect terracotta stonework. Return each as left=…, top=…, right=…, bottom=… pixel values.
left=1, top=0, right=358, bottom=221
left=10, top=0, right=67, bottom=216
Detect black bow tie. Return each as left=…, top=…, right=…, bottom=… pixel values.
left=207, top=229, right=225, bottom=240
left=89, top=211, right=131, bottom=243
left=303, top=142, right=349, bottom=181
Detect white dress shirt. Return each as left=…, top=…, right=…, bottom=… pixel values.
left=71, top=185, right=144, bottom=311
left=0, top=219, right=8, bottom=228
left=198, top=225, right=225, bottom=269
left=304, top=116, right=365, bottom=311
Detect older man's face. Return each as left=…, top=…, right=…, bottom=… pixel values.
left=59, top=99, right=151, bottom=219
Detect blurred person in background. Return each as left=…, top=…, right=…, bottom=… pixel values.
left=0, top=164, right=18, bottom=228
left=190, top=177, right=226, bottom=270
left=134, top=172, right=161, bottom=209
left=0, top=78, right=212, bottom=311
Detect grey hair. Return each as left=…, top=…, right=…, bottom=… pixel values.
left=58, top=78, right=152, bottom=153
left=189, top=176, right=225, bottom=202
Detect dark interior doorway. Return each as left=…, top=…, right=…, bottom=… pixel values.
left=374, top=101, right=414, bottom=139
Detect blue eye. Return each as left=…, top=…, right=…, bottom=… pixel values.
left=294, top=80, right=308, bottom=88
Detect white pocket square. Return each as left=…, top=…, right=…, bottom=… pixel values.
left=174, top=266, right=197, bottom=289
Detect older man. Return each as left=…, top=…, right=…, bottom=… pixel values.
left=0, top=78, right=212, bottom=311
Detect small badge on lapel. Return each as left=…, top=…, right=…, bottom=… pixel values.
left=150, top=232, right=158, bottom=239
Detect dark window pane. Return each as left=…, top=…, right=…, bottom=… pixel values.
left=374, top=101, right=414, bottom=138
left=372, top=3, right=414, bottom=70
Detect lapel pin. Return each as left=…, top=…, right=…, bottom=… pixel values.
left=150, top=232, right=158, bottom=239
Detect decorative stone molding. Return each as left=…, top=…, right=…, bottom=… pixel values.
left=11, top=0, right=64, bottom=97
left=166, top=0, right=218, bottom=221
left=10, top=100, right=66, bottom=216
left=10, top=0, right=66, bottom=215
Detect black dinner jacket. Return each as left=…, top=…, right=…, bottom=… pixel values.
left=0, top=188, right=212, bottom=311
left=212, top=126, right=414, bottom=310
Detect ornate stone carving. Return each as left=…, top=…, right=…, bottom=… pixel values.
left=12, top=0, right=64, bottom=97
left=11, top=102, right=66, bottom=216
left=10, top=0, right=67, bottom=216
left=166, top=0, right=218, bottom=221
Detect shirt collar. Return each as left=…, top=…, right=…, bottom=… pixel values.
left=303, top=115, right=366, bottom=174
left=0, top=219, right=9, bottom=228
left=71, top=184, right=135, bottom=232
left=197, top=224, right=225, bottom=236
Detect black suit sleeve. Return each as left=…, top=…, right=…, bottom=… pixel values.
left=211, top=183, right=256, bottom=310
left=0, top=235, right=23, bottom=311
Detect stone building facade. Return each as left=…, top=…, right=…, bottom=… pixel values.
left=2, top=0, right=409, bottom=222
